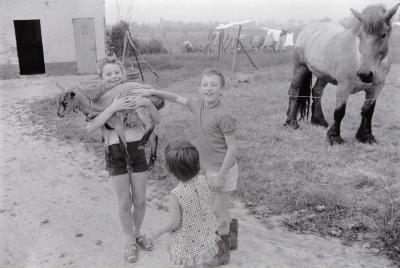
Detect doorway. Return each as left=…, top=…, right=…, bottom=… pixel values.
left=73, top=18, right=97, bottom=74
left=14, top=20, right=46, bottom=75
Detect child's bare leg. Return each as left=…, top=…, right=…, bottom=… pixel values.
left=212, top=191, right=232, bottom=235
left=111, top=173, right=136, bottom=245
left=130, top=171, right=148, bottom=239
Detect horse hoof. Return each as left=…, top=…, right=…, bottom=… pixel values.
left=328, top=135, right=345, bottom=145
left=356, top=133, right=376, bottom=144
left=311, top=118, right=329, bottom=128
left=284, top=120, right=299, bottom=129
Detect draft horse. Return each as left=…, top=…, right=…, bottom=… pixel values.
left=285, top=4, right=399, bottom=144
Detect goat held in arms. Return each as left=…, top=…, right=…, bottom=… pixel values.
left=57, top=81, right=165, bottom=171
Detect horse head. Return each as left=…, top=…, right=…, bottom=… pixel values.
left=351, top=3, right=399, bottom=83
left=57, top=90, right=79, bottom=118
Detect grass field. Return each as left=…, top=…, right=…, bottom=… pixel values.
left=26, top=51, right=400, bottom=263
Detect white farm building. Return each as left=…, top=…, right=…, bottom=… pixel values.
left=0, top=0, right=106, bottom=78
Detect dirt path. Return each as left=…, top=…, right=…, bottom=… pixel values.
left=0, top=76, right=394, bottom=268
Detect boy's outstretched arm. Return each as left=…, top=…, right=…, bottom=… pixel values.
left=143, top=89, right=189, bottom=107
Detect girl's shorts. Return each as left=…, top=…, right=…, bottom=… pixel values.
left=105, top=141, right=148, bottom=176
left=206, top=163, right=238, bottom=192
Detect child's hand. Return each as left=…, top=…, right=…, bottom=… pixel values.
left=110, top=95, right=136, bottom=112
left=209, top=173, right=224, bottom=192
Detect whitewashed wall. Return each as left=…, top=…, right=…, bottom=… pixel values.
left=0, top=0, right=106, bottom=76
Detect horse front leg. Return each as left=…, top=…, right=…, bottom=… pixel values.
left=285, top=63, right=311, bottom=129
left=311, top=78, right=328, bottom=128
left=356, top=92, right=378, bottom=144
left=327, top=87, right=349, bottom=145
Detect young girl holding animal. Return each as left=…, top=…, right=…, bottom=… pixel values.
left=96, top=56, right=163, bottom=150
left=142, top=68, right=239, bottom=265
left=87, top=56, right=159, bottom=263
left=150, top=141, right=219, bottom=268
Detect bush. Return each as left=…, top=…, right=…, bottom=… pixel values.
left=107, top=21, right=167, bottom=56
left=139, top=39, right=168, bottom=54
left=107, top=20, right=140, bottom=57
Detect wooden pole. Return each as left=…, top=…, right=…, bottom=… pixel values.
left=121, top=31, right=128, bottom=66
left=125, top=31, right=144, bottom=81
left=126, top=32, right=159, bottom=80
left=238, top=39, right=258, bottom=70
left=132, top=47, right=144, bottom=81
left=231, top=25, right=242, bottom=73
left=220, top=30, right=224, bottom=62
left=207, top=29, right=213, bottom=54
left=223, top=36, right=233, bottom=53
left=217, top=30, right=224, bottom=63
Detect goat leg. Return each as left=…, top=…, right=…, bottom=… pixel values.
left=138, top=124, right=155, bottom=150
left=148, top=133, right=158, bottom=170
left=115, top=127, right=134, bottom=172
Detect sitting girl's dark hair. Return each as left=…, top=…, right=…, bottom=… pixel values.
left=164, top=141, right=200, bottom=182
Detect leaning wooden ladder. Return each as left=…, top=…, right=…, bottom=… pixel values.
left=121, top=31, right=159, bottom=81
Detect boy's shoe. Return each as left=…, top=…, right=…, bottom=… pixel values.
left=206, top=234, right=231, bottom=267
left=229, top=218, right=239, bottom=250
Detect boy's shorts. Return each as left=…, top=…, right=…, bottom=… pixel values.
left=105, top=141, right=148, bottom=176
left=205, top=163, right=238, bottom=192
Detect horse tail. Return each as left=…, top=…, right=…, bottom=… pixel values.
left=298, top=71, right=312, bottom=120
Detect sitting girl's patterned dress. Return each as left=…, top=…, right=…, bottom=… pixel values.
left=169, top=175, right=219, bottom=266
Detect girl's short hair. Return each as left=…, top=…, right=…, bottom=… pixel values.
left=164, top=141, right=200, bottom=182
left=97, top=56, right=127, bottom=79
left=200, top=68, right=225, bottom=88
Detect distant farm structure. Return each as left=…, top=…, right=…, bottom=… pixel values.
left=128, top=19, right=301, bottom=55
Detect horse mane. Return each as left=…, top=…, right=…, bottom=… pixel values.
left=361, top=4, right=390, bottom=35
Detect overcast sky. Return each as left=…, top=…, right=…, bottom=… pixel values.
left=104, top=0, right=400, bottom=25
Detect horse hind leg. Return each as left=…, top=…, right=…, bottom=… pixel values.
left=311, top=78, right=329, bottom=128
left=285, top=63, right=312, bottom=129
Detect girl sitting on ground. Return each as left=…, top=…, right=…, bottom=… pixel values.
left=150, top=141, right=219, bottom=268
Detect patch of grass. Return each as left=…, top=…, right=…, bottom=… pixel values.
left=25, top=54, right=400, bottom=264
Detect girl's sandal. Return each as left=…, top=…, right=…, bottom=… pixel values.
left=136, top=235, right=154, bottom=251
left=124, top=243, right=138, bottom=263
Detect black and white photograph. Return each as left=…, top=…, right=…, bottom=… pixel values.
left=0, top=0, right=399, bottom=267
